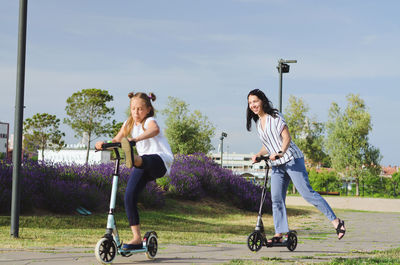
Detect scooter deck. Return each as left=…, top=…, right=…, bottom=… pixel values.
left=265, top=240, right=288, bottom=248
left=119, top=247, right=147, bottom=254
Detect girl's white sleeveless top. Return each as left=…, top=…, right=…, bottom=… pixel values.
left=125, top=117, right=173, bottom=174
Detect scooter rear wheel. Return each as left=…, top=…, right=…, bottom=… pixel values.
left=145, top=234, right=158, bottom=259
left=247, top=231, right=263, bottom=252
left=95, top=237, right=117, bottom=264
left=286, top=232, right=298, bottom=251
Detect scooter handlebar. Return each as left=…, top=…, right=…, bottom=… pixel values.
left=255, top=155, right=279, bottom=163
left=99, top=140, right=136, bottom=150
left=255, top=156, right=268, bottom=162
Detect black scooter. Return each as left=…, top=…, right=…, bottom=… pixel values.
left=247, top=156, right=298, bottom=252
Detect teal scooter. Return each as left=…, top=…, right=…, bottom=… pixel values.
left=95, top=141, right=158, bottom=264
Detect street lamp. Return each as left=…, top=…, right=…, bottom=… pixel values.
left=11, top=0, right=28, bottom=238
left=276, top=59, right=297, bottom=113
left=220, top=132, right=227, bottom=167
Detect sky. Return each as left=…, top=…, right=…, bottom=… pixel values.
left=1, top=0, right=399, bottom=166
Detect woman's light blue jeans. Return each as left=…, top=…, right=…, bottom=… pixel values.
left=270, top=157, right=336, bottom=234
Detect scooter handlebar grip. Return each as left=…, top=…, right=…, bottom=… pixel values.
left=101, top=142, right=121, bottom=149
left=255, top=156, right=268, bottom=162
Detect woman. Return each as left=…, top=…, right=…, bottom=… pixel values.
left=96, top=92, right=173, bottom=250
left=246, top=88, right=345, bottom=242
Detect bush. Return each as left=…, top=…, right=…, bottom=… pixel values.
left=166, top=153, right=271, bottom=212
left=0, top=160, right=164, bottom=214
left=0, top=153, right=270, bottom=214
left=138, top=181, right=165, bottom=208
left=308, top=168, right=341, bottom=192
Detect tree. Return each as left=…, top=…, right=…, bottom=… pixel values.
left=325, top=94, right=381, bottom=196
left=284, top=95, right=329, bottom=166
left=64, top=88, right=115, bottom=164
left=162, top=97, right=215, bottom=154
left=23, top=113, right=65, bottom=160
left=308, top=168, right=341, bottom=193
left=389, top=171, right=400, bottom=197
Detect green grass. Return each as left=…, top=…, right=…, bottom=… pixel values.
left=0, top=198, right=314, bottom=249
left=325, top=248, right=400, bottom=265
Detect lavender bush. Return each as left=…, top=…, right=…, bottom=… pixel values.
left=0, top=153, right=268, bottom=214
left=164, top=153, right=271, bottom=212
left=0, top=159, right=164, bottom=214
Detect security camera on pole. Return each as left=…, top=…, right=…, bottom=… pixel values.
left=277, top=59, right=297, bottom=113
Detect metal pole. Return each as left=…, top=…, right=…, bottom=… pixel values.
left=11, top=0, right=28, bottom=238
left=278, top=63, right=283, bottom=113
left=277, top=59, right=297, bottom=113
left=220, top=137, right=223, bottom=167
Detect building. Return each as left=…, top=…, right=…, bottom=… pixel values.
left=38, top=144, right=111, bottom=165
left=0, top=122, right=9, bottom=159
left=209, top=152, right=268, bottom=184
left=381, top=165, right=399, bottom=178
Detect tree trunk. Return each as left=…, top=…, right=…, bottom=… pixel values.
left=85, top=132, right=91, bottom=165
left=355, top=178, right=360, bottom=196
left=41, top=146, right=45, bottom=161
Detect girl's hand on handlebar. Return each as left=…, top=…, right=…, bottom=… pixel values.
left=95, top=141, right=104, bottom=151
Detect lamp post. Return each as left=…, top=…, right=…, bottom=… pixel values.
left=276, top=59, right=297, bottom=112
left=220, top=132, right=227, bottom=167
left=11, top=0, right=28, bottom=238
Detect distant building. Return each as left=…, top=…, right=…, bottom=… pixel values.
left=381, top=166, right=399, bottom=177
left=0, top=122, right=9, bottom=159
left=209, top=152, right=267, bottom=184
left=38, top=144, right=111, bottom=165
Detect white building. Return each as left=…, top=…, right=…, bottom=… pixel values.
left=38, top=144, right=111, bottom=165
left=209, top=152, right=269, bottom=184
left=0, top=122, right=9, bottom=158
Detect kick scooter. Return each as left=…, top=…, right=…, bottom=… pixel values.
left=247, top=156, right=298, bottom=252
left=94, top=141, right=158, bottom=264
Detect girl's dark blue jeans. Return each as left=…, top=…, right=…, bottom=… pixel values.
left=124, top=154, right=166, bottom=226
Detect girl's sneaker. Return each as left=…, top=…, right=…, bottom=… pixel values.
left=121, top=137, right=135, bottom=168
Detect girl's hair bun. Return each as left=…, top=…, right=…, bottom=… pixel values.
left=128, top=91, right=156, bottom=102
left=148, top=92, right=156, bottom=101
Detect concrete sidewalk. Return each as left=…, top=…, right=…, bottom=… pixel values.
left=1, top=198, right=400, bottom=264
left=286, top=195, right=400, bottom=212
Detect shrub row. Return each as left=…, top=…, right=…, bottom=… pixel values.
left=158, top=153, right=271, bottom=213
left=0, top=159, right=164, bottom=214
left=0, top=154, right=271, bottom=214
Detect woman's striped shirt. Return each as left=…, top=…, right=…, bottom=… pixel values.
left=256, top=112, right=303, bottom=166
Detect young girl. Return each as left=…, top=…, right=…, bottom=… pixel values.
left=95, top=92, right=173, bottom=250
left=246, top=88, right=346, bottom=242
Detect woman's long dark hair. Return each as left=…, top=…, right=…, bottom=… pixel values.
left=246, top=89, right=279, bottom=131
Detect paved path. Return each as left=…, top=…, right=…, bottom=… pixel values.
left=286, top=195, right=400, bottom=212
left=1, top=198, right=400, bottom=264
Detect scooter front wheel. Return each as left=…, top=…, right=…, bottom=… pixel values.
left=247, top=231, right=263, bottom=252
left=145, top=234, right=158, bottom=259
left=286, top=231, right=298, bottom=251
left=95, top=237, right=117, bottom=264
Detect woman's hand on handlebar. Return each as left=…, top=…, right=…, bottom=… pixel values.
left=269, top=152, right=283, bottom=161
left=251, top=154, right=259, bottom=164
